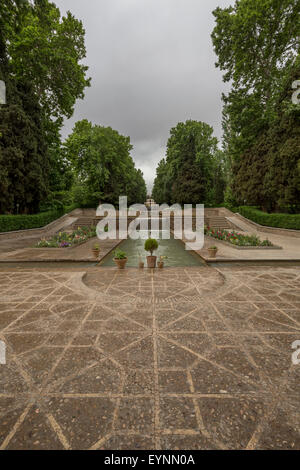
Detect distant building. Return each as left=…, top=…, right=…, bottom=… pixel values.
left=145, top=198, right=156, bottom=209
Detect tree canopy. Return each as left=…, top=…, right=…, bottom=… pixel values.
left=212, top=0, right=300, bottom=211
left=152, top=120, right=225, bottom=206
left=64, top=120, right=147, bottom=207
left=0, top=0, right=91, bottom=214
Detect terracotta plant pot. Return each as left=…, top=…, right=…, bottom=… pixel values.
left=207, top=248, right=218, bottom=258
left=158, top=261, right=164, bottom=269
left=92, top=249, right=100, bottom=258
left=147, top=255, right=157, bottom=268
left=138, top=261, right=144, bottom=269
left=114, top=257, right=128, bottom=269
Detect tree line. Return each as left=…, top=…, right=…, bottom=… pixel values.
left=152, top=120, right=225, bottom=206
left=1, top=0, right=298, bottom=215
left=0, top=0, right=147, bottom=215
left=153, top=0, right=299, bottom=212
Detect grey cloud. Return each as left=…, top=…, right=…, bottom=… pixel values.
left=55, top=0, right=233, bottom=190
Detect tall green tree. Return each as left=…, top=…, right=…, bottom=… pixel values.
left=233, top=59, right=300, bottom=211
left=212, top=0, right=300, bottom=210
left=0, top=80, right=49, bottom=213
left=153, top=120, right=224, bottom=205
left=212, top=0, right=299, bottom=105
left=0, top=1, right=48, bottom=213
left=0, top=0, right=90, bottom=214
left=64, top=120, right=147, bottom=206
left=152, top=159, right=171, bottom=204
left=7, top=0, right=90, bottom=121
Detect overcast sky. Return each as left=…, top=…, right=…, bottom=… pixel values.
left=55, top=0, right=233, bottom=192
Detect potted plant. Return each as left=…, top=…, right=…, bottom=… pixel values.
left=207, top=246, right=218, bottom=258
left=92, top=243, right=100, bottom=258
left=158, top=255, right=167, bottom=269
left=113, top=249, right=128, bottom=269
left=144, top=238, right=158, bottom=268
left=138, top=252, right=144, bottom=269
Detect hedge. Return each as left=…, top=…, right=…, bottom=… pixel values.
left=238, top=206, right=300, bottom=230
left=0, top=210, right=65, bottom=233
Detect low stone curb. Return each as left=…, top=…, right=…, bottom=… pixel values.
left=203, top=257, right=300, bottom=263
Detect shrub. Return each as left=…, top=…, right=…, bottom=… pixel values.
left=238, top=206, right=300, bottom=230
left=0, top=204, right=79, bottom=233
left=114, top=249, right=127, bottom=259
left=0, top=210, right=63, bottom=233
left=144, top=238, right=159, bottom=255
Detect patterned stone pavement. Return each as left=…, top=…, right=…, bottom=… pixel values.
left=0, top=265, right=299, bottom=450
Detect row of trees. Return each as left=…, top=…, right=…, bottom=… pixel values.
left=152, top=120, right=225, bottom=205
left=0, top=0, right=90, bottom=213
left=153, top=0, right=299, bottom=212
left=0, top=0, right=147, bottom=214
left=212, top=0, right=300, bottom=212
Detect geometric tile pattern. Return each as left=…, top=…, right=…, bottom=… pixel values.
left=0, top=266, right=299, bottom=450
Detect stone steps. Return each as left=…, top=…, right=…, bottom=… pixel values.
left=205, top=216, right=232, bottom=230
left=72, top=218, right=96, bottom=229
left=73, top=214, right=235, bottom=231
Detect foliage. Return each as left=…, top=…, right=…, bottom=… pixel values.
left=232, top=61, right=300, bottom=211
left=205, top=226, right=274, bottom=246
left=42, top=191, right=73, bottom=209
left=144, top=238, right=159, bottom=255
left=64, top=120, right=147, bottom=207
left=0, top=209, right=63, bottom=232
left=0, top=0, right=90, bottom=214
left=152, top=159, right=172, bottom=205
left=238, top=206, right=300, bottom=230
left=7, top=0, right=91, bottom=121
left=212, top=0, right=300, bottom=211
left=0, top=203, right=80, bottom=232
left=0, top=80, right=50, bottom=214
left=113, top=248, right=127, bottom=259
left=212, top=0, right=299, bottom=102
left=35, top=226, right=96, bottom=248
left=152, top=120, right=225, bottom=205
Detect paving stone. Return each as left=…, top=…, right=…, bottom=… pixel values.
left=116, top=398, right=154, bottom=433
left=123, top=369, right=154, bottom=395
left=46, top=397, right=115, bottom=449
left=256, top=402, right=300, bottom=450
left=101, top=434, right=155, bottom=450
left=159, top=397, right=198, bottom=431
left=0, top=265, right=299, bottom=449
left=160, top=434, right=218, bottom=450
left=158, top=370, right=191, bottom=394
left=198, top=397, right=265, bottom=450
left=6, top=407, right=65, bottom=450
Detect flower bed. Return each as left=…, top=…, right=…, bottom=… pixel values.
left=204, top=226, right=273, bottom=247
left=36, top=226, right=96, bottom=248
